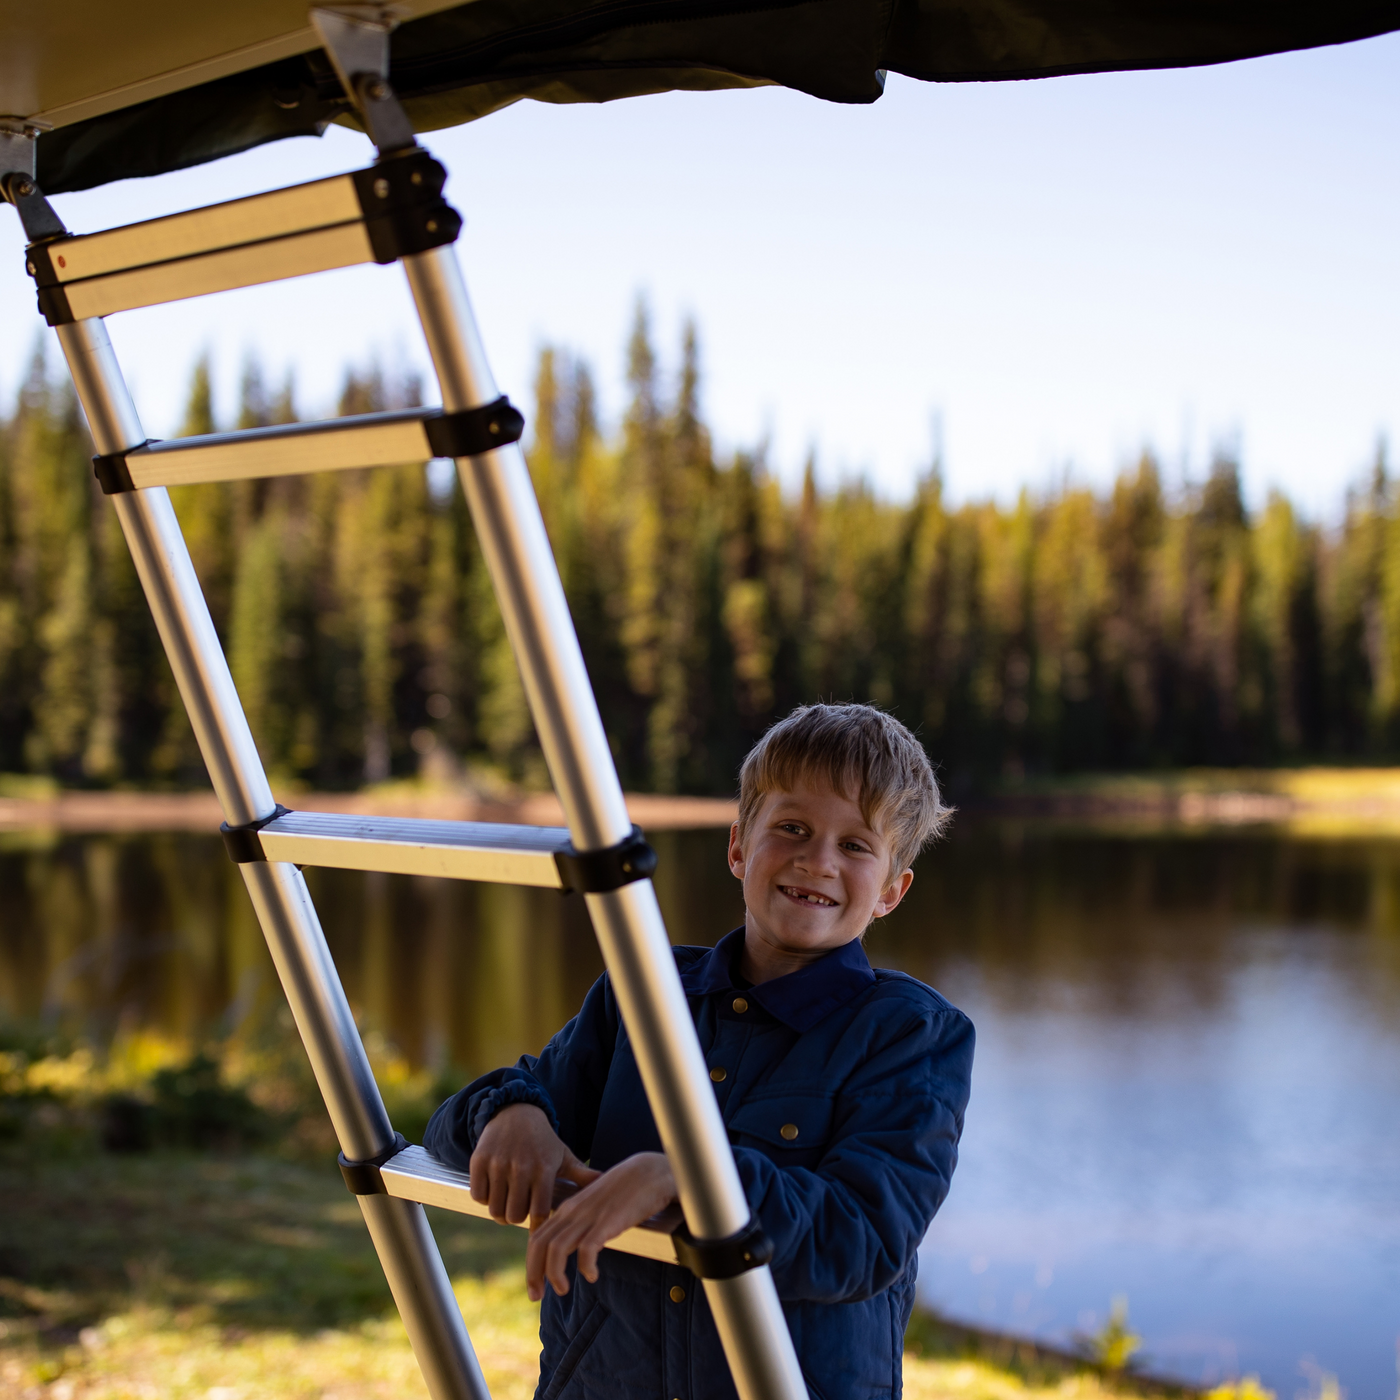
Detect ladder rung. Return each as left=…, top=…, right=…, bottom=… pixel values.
left=28, top=154, right=457, bottom=324
left=61, top=177, right=362, bottom=283
left=129, top=410, right=442, bottom=488
left=380, top=1146, right=683, bottom=1265
left=36, top=172, right=366, bottom=321
left=257, top=811, right=570, bottom=888
left=58, top=224, right=372, bottom=322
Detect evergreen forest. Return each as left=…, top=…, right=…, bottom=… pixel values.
left=2, top=307, right=1399, bottom=799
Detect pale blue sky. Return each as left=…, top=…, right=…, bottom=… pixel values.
left=2, top=30, right=1397, bottom=516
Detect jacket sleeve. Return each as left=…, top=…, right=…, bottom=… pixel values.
left=423, top=970, right=622, bottom=1171
left=733, top=1000, right=974, bottom=1304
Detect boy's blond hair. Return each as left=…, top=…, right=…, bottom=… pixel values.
left=737, top=704, right=952, bottom=879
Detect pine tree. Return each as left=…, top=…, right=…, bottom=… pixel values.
left=10, top=353, right=99, bottom=779
left=7, top=318, right=1400, bottom=794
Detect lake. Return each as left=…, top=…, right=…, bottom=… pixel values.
left=2, top=820, right=1398, bottom=1394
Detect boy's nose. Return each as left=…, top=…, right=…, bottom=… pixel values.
left=797, top=838, right=840, bottom=874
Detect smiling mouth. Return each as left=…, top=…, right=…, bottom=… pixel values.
left=780, top=886, right=837, bottom=907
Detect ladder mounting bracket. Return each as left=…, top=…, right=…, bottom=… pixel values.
left=221, top=805, right=293, bottom=863
left=339, top=1132, right=410, bottom=1195
left=0, top=122, right=39, bottom=180
left=1, top=170, right=68, bottom=244
left=426, top=397, right=525, bottom=458
left=311, top=7, right=419, bottom=156
left=93, top=441, right=157, bottom=494
left=671, top=1216, right=774, bottom=1279
left=554, top=826, right=657, bottom=894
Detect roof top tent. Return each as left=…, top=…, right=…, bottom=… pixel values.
left=2, top=5, right=1397, bottom=1400
left=8, top=0, right=1400, bottom=189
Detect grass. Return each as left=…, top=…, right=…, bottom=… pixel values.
left=0, top=1032, right=1270, bottom=1400
left=980, top=764, right=1400, bottom=836
left=0, top=1148, right=1270, bottom=1400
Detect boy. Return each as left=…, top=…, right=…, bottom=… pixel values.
left=425, top=703, right=974, bottom=1400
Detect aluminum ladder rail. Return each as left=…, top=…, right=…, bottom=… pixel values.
left=0, top=12, right=807, bottom=1400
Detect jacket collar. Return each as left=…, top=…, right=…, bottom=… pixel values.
left=680, top=925, right=876, bottom=1033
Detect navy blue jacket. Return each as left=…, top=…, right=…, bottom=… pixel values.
left=424, top=928, right=974, bottom=1400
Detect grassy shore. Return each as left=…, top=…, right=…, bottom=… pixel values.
left=980, top=765, right=1400, bottom=834
left=0, top=775, right=737, bottom=835
left=0, top=1145, right=1260, bottom=1400
left=11, top=766, right=1400, bottom=838
left=0, top=1017, right=1275, bottom=1400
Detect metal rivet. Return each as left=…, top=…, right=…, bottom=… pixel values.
left=25, top=261, right=35, bottom=275
left=780, top=1123, right=798, bottom=1140
left=411, top=170, right=423, bottom=185
left=425, top=219, right=438, bottom=232
left=57, top=255, right=66, bottom=268
left=709, top=1067, right=726, bottom=1083
left=488, top=420, right=499, bottom=433
left=366, top=78, right=390, bottom=102
left=732, top=997, right=748, bottom=1013
left=373, top=177, right=390, bottom=199
left=669, top=1285, right=685, bottom=1302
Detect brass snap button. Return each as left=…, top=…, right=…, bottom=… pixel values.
left=732, top=997, right=748, bottom=1013
left=710, top=1067, right=727, bottom=1082
left=670, top=1285, right=686, bottom=1303
left=780, top=1123, right=799, bottom=1140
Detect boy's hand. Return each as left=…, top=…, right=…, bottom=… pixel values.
left=525, top=1152, right=678, bottom=1302
left=469, top=1103, right=598, bottom=1227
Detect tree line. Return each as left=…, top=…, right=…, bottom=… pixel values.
left=1, top=307, right=1398, bottom=798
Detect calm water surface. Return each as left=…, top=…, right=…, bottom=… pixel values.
left=2, top=822, right=1398, bottom=1394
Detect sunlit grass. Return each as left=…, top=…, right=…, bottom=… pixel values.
left=0, top=1148, right=1243, bottom=1400
left=0, top=1303, right=1213, bottom=1400
left=0, top=1036, right=1268, bottom=1400
left=0, top=1273, right=538, bottom=1400
left=0, top=1286, right=1273, bottom=1400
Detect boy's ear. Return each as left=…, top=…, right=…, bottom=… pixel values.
left=872, top=867, right=914, bottom=919
left=727, top=820, right=746, bottom=880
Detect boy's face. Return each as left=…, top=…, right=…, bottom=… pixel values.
left=728, top=778, right=914, bottom=975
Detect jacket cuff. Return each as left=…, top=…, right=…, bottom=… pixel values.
left=469, top=1079, right=559, bottom=1145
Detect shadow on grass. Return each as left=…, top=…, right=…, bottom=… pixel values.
left=2, top=1146, right=1202, bottom=1398
left=0, top=1148, right=528, bottom=1345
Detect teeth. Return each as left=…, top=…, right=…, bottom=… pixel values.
left=783, top=887, right=835, bottom=906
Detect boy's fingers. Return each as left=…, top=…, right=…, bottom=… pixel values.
left=523, top=1172, right=646, bottom=1299
left=559, top=1153, right=601, bottom=1187
left=546, top=1231, right=575, bottom=1296
left=468, top=1156, right=489, bottom=1204
left=528, top=1173, right=553, bottom=1228
left=527, top=1210, right=568, bottom=1292
left=504, top=1172, right=530, bottom=1225
left=525, top=1227, right=544, bottom=1295
left=576, top=1238, right=602, bottom=1284
left=539, top=1205, right=591, bottom=1297
left=487, top=1164, right=510, bottom=1221
left=525, top=1244, right=547, bottom=1302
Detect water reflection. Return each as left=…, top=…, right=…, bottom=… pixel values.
left=3, top=823, right=1399, bottom=1393
left=0, top=828, right=748, bottom=1074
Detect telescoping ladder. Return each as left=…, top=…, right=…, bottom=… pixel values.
left=0, top=13, right=807, bottom=1400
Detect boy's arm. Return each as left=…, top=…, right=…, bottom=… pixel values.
left=423, top=969, right=622, bottom=1170
left=731, top=999, right=974, bottom=1305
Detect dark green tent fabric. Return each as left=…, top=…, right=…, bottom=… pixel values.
left=37, top=0, right=1400, bottom=193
